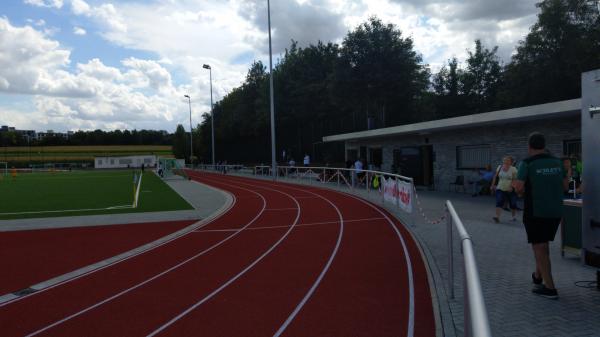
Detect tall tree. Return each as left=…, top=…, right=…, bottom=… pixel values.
left=332, top=17, right=429, bottom=129
left=433, top=57, right=467, bottom=118
left=498, top=0, right=600, bottom=107
left=462, top=40, right=502, bottom=112
left=172, top=124, right=187, bottom=160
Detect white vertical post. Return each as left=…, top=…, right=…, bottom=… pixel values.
left=447, top=207, right=454, bottom=299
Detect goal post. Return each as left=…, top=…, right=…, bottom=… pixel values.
left=157, top=158, right=189, bottom=180
left=0, top=162, right=6, bottom=176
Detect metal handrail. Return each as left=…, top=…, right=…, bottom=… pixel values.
left=253, top=164, right=414, bottom=183
left=446, top=200, right=492, bottom=337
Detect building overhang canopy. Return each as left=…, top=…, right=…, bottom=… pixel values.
left=323, top=98, right=581, bottom=143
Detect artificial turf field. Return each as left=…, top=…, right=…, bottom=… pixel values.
left=0, top=170, right=193, bottom=220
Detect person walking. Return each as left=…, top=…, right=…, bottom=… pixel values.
left=491, top=156, right=518, bottom=223
left=514, top=132, right=569, bottom=299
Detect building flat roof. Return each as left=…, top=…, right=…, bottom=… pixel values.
left=323, top=98, right=581, bottom=142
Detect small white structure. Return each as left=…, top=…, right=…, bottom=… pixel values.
left=95, top=155, right=157, bottom=169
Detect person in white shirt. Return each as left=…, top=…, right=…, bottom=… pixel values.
left=303, top=154, right=310, bottom=167
left=354, top=158, right=365, bottom=183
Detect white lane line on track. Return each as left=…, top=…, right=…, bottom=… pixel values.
left=0, top=179, right=235, bottom=307
left=145, top=178, right=304, bottom=337
left=272, top=186, right=345, bottom=337
left=194, top=217, right=385, bottom=233
left=265, top=208, right=299, bottom=211
left=342, top=193, right=415, bottom=337
left=217, top=176, right=414, bottom=337
left=24, top=178, right=267, bottom=337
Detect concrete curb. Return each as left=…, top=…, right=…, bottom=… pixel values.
left=0, top=183, right=234, bottom=305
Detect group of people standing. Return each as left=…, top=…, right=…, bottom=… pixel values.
left=472, top=132, right=575, bottom=299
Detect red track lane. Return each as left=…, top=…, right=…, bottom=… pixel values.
left=0, top=219, right=197, bottom=295
left=0, top=180, right=270, bottom=336
left=0, top=172, right=436, bottom=337
left=160, top=174, right=434, bottom=337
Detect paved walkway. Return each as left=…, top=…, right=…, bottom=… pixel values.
left=234, top=172, right=600, bottom=337
left=0, top=177, right=229, bottom=232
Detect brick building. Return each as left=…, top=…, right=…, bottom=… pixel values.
left=323, top=99, right=581, bottom=190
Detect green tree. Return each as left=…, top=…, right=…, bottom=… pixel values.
left=498, top=0, right=600, bottom=107
left=462, top=40, right=502, bottom=112
left=172, top=124, right=187, bottom=160
left=332, top=17, right=429, bottom=129
left=433, top=57, right=467, bottom=118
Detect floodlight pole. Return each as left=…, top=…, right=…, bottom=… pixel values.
left=203, top=64, right=215, bottom=166
left=267, top=0, right=276, bottom=180
left=184, top=94, right=193, bottom=165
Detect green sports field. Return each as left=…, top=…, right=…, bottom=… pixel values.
left=0, top=170, right=193, bottom=220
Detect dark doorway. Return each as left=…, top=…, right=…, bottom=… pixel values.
left=393, top=145, right=434, bottom=187
left=346, top=149, right=358, bottom=162
left=369, top=147, right=383, bottom=169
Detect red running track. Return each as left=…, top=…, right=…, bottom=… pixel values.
left=0, top=171, right=436, bottom=337
left=0, top=220, right=197, bottom=295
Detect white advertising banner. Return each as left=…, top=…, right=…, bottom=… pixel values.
left=397, top=180, right=413, bottom=213
left=383, top=177, right=398, bottom=204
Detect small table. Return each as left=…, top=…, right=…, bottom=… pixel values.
left=561, top=198, right=582, bottom=257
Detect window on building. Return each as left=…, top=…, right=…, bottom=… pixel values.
left=456, top=144, right=491, bottom=169
left=563, top=139, right=581, bottom=157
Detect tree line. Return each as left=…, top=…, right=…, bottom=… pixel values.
left=175, top=0, right=599, bottom=166
left=0, top=129, right=172, bottom=147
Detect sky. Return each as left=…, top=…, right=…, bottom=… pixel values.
left=0, top=0, right=541, bottom=133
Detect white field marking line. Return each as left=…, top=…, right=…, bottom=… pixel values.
left=133, top=172, right=143, bottom=208
left=145, top=179, right=306, bottom=337
left=194, top=217, right=385, bottom=233
left=25, top=181, right=265, bottom=337
left=0, top=179, right=236, bottom=308
left=184, top=174, right=346, bottom=337
left=0, top=205, right=133, bottom=216
left=342, top=193, right=415, bottom=337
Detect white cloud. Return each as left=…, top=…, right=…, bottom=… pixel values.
left=0, top=18, right=208, bottom=132
left=70, top=0, right=90, bottom=15
left=73, top=26, right=86, bottom=35
left=23, top=0, right=63, bottom=8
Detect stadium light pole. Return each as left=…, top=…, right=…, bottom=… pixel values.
left=203, top=64, right=215, bottom=166
left=267, top=0, right=276, bottom=180
left=184, top=94, right=193, bottom=165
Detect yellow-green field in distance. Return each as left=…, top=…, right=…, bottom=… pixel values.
left=0, top=145, right=174, bottom=163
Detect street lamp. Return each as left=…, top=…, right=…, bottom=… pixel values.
left=203, top=64, right=215, bottom=166
left=267, top=0, right=276, bottom=180
left=184, top=94, right=193, bottom=165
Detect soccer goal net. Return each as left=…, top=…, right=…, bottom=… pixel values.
left=157, top=158, right=189, bottom=180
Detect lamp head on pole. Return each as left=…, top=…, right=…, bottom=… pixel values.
left=202, top=64, right=211, bottom=70
left=184, top=94, right=190, bottom=100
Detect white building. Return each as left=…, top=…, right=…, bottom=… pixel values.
left=95, top=155, right=157, bottom=169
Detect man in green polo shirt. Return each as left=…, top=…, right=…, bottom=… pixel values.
left=514, top=132, right=569, bottom=299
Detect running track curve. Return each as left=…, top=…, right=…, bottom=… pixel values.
left=0, top=171, right=436, bottom=337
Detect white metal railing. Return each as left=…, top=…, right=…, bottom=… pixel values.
left=446, top=200, right=492, bottom=337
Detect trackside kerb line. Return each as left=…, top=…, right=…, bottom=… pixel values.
left=24, top=181, right=265, bottom=337
left=145, top=179, right=304, bottom=337
left=0, top=184, right=236, bottom=307
left=0, top=205, right=134, bottom=216
left=343, top=193, right=415, bottom=337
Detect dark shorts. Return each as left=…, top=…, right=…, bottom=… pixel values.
left=495, top=190, right=517, bottom=209
left=523, top=216, right=561, bottom=244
